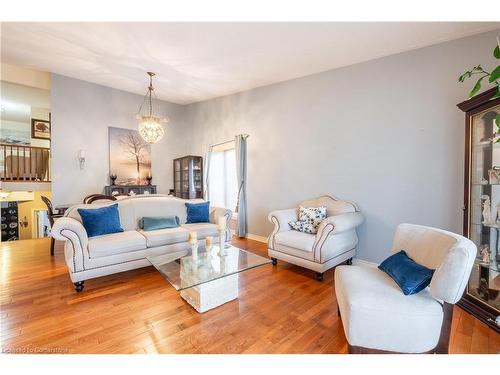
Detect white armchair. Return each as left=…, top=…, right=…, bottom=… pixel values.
left=267, top=194, right=363, bottom=280
left=335, top=223, right=476, bottom=354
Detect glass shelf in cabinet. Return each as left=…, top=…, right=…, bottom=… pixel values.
left=475, top=259, right=500, bottom=273
left=471, top=182, right=500, bottom=186
left=472, top=141, right=500, bottom=149
left=472, top=222, right=500, bottom=229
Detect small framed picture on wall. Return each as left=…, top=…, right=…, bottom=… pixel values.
left=31, top=118, right=51, bottom=140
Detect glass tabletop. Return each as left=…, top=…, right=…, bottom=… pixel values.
left=147, top=244, right=271, bottom=291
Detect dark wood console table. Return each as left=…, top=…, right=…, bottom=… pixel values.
left=104, top=185, right=157, bottom=196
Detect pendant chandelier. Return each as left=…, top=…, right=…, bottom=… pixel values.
left=136, top=72, right=167, bottom=144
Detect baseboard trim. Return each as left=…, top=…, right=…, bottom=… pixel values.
left=244, top=233, right=268, bottom=243
left=352, top=258, right=377, bottom=268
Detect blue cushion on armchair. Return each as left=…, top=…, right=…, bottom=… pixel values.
left=378, top=250, right=434, bottom=295
left=77, top=203, right=124, bottom=237
left=185, top=201, right=210, bottom=223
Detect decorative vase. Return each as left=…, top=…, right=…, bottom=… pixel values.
left=219, top=230, right=227, bottom=256
left=191, top=242, right=199, bottom=261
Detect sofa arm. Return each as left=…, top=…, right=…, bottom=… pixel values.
left=268, top=208, right=298, bottom=232
left=210, top=207, right=233, bottom=241
left=267, top=208, right=298, bottom=249
left=210, top=206, right=232, bottom=227
left=315, top=212, right=364, bottom=239
left=51, top=217, right=89, bottom=273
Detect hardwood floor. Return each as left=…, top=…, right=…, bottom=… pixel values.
left=0, top=237, right=498, bottom=354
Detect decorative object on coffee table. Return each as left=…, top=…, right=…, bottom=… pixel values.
left=189, top=232, right=199, bottom=260
left=218, top=216, right=227, bottom=255
left=146, top=171, right=152, bottom=185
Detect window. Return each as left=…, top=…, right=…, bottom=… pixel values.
left=208, top=142, right=238, bottom=211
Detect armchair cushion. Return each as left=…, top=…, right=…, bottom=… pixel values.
left=335, top=265, right=443, bottom=353
left=289, top=206, right=326, bottom=234
left=378, top=250, right=434, bottom=295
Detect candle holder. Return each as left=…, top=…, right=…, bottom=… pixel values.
left=191, top=241, right=199, bottom=261
left=205, top=236, right=213, bottom=254
left=219, top=230, right=227, bottom=256
left=146, top=175, right=153, bottom=185
left=110, top=173, right=117, bottom=185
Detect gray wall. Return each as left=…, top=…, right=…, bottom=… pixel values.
left=185, top=29, right=500, bottom=263
left=51, top=75, right=188, bottom=206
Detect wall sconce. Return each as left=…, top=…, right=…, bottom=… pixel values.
left=78, top=149, right=86, bottom=170
left=20, top=216, right=28, bottom=228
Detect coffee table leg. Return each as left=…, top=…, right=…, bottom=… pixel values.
left=180, top=274, right=239, bottom=313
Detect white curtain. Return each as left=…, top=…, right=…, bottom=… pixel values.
left=235, top=134, right=248, bottom=237
left=203, top=145, right=213, bottom=200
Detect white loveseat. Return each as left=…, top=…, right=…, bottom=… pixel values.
left=51, top=195, right=232, bottom=292
left=268, top=194, right=364, bottom=280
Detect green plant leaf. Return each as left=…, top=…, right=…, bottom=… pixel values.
left=489, top=65, right=500, bottom=83
left=469, top=76, right=485, bottom=97
left=496, top=114, right=500, bottom=129
left=495, top=45, right=500, bottom=59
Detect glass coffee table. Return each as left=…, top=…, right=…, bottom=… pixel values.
left=147, top=244, right=271, bottom=313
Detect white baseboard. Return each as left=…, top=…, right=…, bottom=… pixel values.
left=352, top=258, right=377, bottom=268
left=244, top=233, right=268, bottom=243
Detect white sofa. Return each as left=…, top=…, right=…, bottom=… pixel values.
left=51, top=195, right=232, bottom=292
left=335, top=223, right=476, bottom=354
left=267, top=194, right=364, bottom=280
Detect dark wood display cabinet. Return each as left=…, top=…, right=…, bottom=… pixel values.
left=457, top=87, right=500, bottom=333
left=173, top=155, right=203, bottom=199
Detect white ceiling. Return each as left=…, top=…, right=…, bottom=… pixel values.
left=1, top=22, right=499, bottom=104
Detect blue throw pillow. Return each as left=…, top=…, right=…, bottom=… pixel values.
left=185, top=201, right=210, bottom=223
left=77, top=204, right=124, bottom=237
left=139, top=216, right=180, bottom=231
left=378, top=250, right=434, bottom=295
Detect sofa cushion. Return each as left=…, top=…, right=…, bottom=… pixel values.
left=335, top=265, right=443, bottom=353
left=185, top=201, right=210, bottom=223
left=273, top=230, right=316, bottom=261
left=77, top=203, right=124, bottom=237
left=181, top=223, right=219, bottom=239
left=139, top=216, right=180, bottom=231
left=140, top=227, right=190, bottom=248
left=88, top=230, right=147, bottom=258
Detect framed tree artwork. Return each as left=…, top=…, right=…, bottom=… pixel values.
left=108, top=127, right=152, bottom=185
left=31, top=118, right=51, bottom=140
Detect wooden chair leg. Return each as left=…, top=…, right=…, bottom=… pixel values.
left=50, top=238, right=55, bottom=256
left=435, top=302, right=454, bottom=354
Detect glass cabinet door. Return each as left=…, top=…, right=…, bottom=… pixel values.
left=468, top=103, right=500, bottom=317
